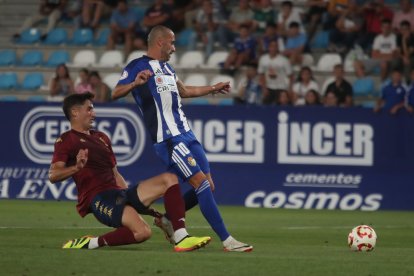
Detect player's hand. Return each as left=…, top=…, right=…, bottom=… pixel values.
left=134, top=70, right=152, bottom=87
left=212, top=82, right=230, bottom=95
left=76, top=149, right=88, bottom=170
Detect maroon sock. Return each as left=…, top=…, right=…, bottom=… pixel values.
left=164, top=184, right=186, bottom=231
left=98, top=226, right=136, bottom=247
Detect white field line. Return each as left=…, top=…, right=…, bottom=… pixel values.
left=0, top=225, right=212, bottom=230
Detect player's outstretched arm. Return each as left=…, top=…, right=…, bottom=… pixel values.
left=112, top=70, right=152, bottom=100
left=177, top=79, right=230, bottom=98
left=49, top=149, right=88, bottom=183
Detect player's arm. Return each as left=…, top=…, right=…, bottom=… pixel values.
left=112, top=166, right=128, bottom=189
left=176, top=79, right=230, bottom=98
left=111, top=70, right=152, bottom=100
left=49, top=149, right=88, bottom=183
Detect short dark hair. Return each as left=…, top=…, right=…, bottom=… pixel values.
left=400, top=20, right=411, bottom=28
left=63, top=92, right=94, bottom=120
left=282, top=1, right=293, bottom=8
left=381, top=18, right=391, bottom=25
left=289, top=21, right=300, bottom=29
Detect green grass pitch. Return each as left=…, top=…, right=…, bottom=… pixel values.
left=1, top=200, right=413, bottom=276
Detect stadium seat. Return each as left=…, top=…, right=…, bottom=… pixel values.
left=46, top=50, right=70, bottom=67
left=96, top=50, right=124, bottom=67
left=27, top=95, right=46, bottom=102
left=0, top=50, right=17, bottom=66
left=132, top=6, right=146, bottom=22
left=19, top=28, right=41, bottom=44
left=361, top=101, right=376, bottom=108
left=310, top=31, right=329, bottom=49
left=103, top=73, right=120, bottom=90
left=44, top=28, right=68, bottom=45
left=353, top=78, right=375, bottom=97
left=210, top=75, right=235, bottom=94
left=205, top=51, right=228, bottom=68
left=126, top=50, right=146, bottom=63
left=69, top=50, right=96, bottom=67
left=21, top=50, right=43, bottom=67
left=0, top=73, right=18, bottom=90
left=302, top=54, right=315, bottom=67
left=22, top=72, right=44, bottom=90
left=71, top=28, right=93, bottom=45
left=0, top=95, right=19, bottom=101
left=189, top=98, right=210, bottom=105
left=184, top=74, right=208, bottom=86
left=94, top=28, right=110, bottom=46
left=176, top=29, right=194, bottom=47
left=218, top=98, right=234, bottom=105
left=178, top=51, right=204, bottom=68
left=316, top=54, right=342, bottom=72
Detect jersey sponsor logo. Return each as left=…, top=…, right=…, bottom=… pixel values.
left=245, top=190, right=382, bottom=211
left=19, top=106, right=146, bottom=166
left=188, top=119, right=265, bottom=163
left=120, top=70, right=128, bottom=80
left=155, top=75, right=178, bottom=93
left=80, top=138, right=86, bottom=143
left=277, top=111, right=374, bottom=166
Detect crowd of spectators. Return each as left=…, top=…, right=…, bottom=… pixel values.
left=8, top=0, right=414, bottom=113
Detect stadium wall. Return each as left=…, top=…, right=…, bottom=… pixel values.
left=1, top=102, right=413, bottom=211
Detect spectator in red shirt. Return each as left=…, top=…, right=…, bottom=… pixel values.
left=356, top=0, right=393, bottom=52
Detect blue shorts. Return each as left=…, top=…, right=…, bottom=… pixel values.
left=90, top=184, right=148, bottom=228
left=153, top=131, right=210, bottom=181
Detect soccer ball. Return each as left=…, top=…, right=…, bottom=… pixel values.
left=348, top=225, right=377, bottom=252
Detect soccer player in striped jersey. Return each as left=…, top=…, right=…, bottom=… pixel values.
left=49, top=92, right=211, bottom=252
left=112, top=25, right=253, bottom=252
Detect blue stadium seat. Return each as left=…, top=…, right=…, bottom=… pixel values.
left=132, top=7, right=146, bottom=22
left=21, top=50, right=43, bottom=66
left=361, top=101, right=376, bottom=108
left=0, top=73, right=18, bottom=90
left=353, top=78, right=375, bottom=97
left=311, top=31, right=329, bottom=49
left=189, top=98, right=210, bottom=105
left=44, top=28, right=68, bottom=45
left=218, top=98, right=234, bottom=105
left=93, top=28, right=110, bottom=46
left=71, top=28, right=93, bottom=45
left=0, top=50, right=17, bottom=66
left=19, top=28, right=41, bottom=44
left=27, top=95, right=46, bottom=102
left=46, top=50, right=70, bottom=67
left=176, top=29, right=194, bottom=47
left=0, top=95, right=19, bottom=101
left=22, top=72, right=44, bottom=90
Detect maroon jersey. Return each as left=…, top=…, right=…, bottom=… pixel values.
left=52, top=129, right=121, bottom=217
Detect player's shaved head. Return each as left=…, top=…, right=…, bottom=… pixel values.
left=147, top=25, right=173, bottom=47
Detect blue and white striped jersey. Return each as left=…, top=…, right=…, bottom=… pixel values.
left=117, top=55, right=190, bottom=143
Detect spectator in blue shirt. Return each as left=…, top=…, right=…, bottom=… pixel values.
left=222, top=24, right=256, bottom=75
left=374, top=69, right=406, bottom=114
left=283, top=21, right=307, bottom=65
left=405, top=68, right=414, bottom=113
left=234, top=64, right=262, bottom=105
left=107, top=0, right=136, bottom=56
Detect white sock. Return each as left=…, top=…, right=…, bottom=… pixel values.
left=173, top=228, right=189, bottom=244
left=222, top=235, right=234, bottom=247
left=88, top=237, right=99, bottom=249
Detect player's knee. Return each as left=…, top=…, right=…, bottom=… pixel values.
left=133, top=224, right=152, bottom=242
left=162, top=172, right=178, bottom=189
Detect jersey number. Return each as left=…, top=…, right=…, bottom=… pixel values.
left=174, top=143, right=190, bottom=157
